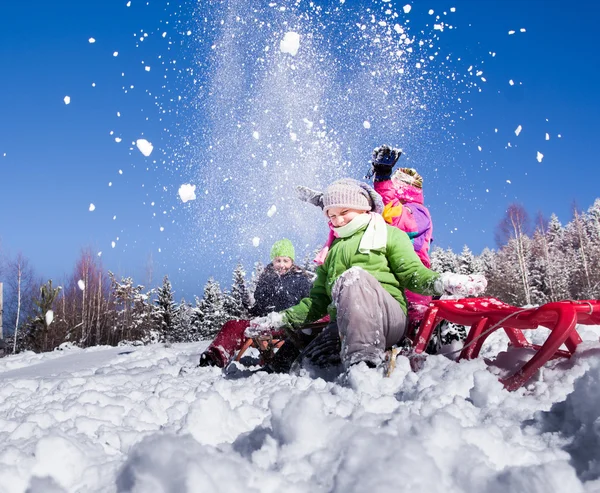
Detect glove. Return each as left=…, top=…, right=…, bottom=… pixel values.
left=370, top=145, right=402, bottom=182
left=296, top=186, right=324, bottom=209
left=245, top=311, right=285, bottom=337
left=434, top=272, right=487, bottom=297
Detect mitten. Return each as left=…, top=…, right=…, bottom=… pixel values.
left=371, top=145, right=402, bottom=182
left=434, top=272, right=487, bottom=297
left=296, top=186, right=324, bottom=209
left=245, top=311, right=285, bottom=337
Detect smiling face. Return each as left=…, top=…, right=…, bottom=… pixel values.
left=272, top=256, right=293, bottom=275
left=326, top=207, right=367, bottom=228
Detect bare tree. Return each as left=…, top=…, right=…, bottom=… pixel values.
left=495, top=204, right=532, bottom=305
left=55, top=248, right=113, bottom=347
left=4, top=253, right=39, bottom=353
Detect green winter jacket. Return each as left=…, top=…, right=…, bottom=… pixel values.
left=283, top=224, right=442, bottom=328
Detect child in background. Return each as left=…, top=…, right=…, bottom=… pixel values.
left=369, top=145, right=434, bottom=332
left=199, top=239, right=312, bottom=367
left=249, top=178, right=486, bottom=370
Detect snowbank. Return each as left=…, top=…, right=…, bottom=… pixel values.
left=0, top=328, right=599, bottom=492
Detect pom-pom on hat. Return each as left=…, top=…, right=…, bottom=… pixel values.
left=392, top=168, right=423, bottom=189
left=270, top=238, right=295, bottom=261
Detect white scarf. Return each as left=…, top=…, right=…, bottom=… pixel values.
left=333, top=212, right=387, bottom=254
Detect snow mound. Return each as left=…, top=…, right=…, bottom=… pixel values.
left=0, top=329, right=599, bottom=491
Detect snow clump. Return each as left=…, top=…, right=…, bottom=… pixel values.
left=280, top=31, right=300, bottom=56
left=537, top=151, right=544, bottom=163
left=136, top=139, right=153, bottom=157
left=178, top=184, right=197, bottom=203
left=63, top=96, right=71, bottom=105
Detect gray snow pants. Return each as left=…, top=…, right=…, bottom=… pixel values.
left=303, top=267, right=407, bottom=369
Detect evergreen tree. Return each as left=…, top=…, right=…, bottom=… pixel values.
left=430, top=246, right=459, bottom=273
left=26, top=280, right=62, bottom=352
left=565, top=210, right=594, bottom=298
left=196, top=278, right=230, bottom=340
left=528, top=231, right=549, bottom=305
left=109, top=272, right=156, bottom=343
left=170, top=299, right=198, bottom=343
left=475, top=247, right=496, bottom=278
left=546, top=214, right=564, bottom=247
left=458, top=245, right=476, bottom=275
left=155, top=275, right=176, bottom=343
left=226, top=263, right=251, bottom=320
left=248, top=261, right=265, bottom=306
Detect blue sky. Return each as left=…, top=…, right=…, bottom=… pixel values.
left=1, top=0, right=599, bottom=300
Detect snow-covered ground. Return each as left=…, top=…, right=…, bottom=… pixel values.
left=2, top=325, right=600, bottom=493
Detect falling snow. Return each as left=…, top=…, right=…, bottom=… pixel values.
left=135, top=139, right=153, bottom=157
left=178, top=184, right=197, bottom=203
left=280, top=31, right=300, bottom=56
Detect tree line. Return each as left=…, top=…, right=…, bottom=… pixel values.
left=430, top=199, right=600, bottom=306
left=1, top=198, right=599, bottom=354
left=0, top=248, right=272, bottom=354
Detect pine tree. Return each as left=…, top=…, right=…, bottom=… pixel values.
left=226, top=263, right=251, bottom=320
left=248, top=261, right=265, bottom=306
left=108, top=272, right=156, bottom=343
left=155, top=275, right=176, bottom=343
left=25, top=280, right=62, bottom=352
left=430, top=246, right=459, bottom=273
left=475, top=247, right=496, bottom=278
left=170, top=299, right=197, bottom=343
left=528, top=231, right=549, bottom=305
left=458, top=245, right=476, bottom=275
left=196, top=278, right=230, bottom=340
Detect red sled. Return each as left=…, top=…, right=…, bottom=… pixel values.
left=409, top=297, right=600, bottom=391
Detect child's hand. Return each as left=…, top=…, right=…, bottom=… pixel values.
left=436, top=272, right=487, bottom=297
left=371, top=145, right=402, bottom=181
left=245, top=312, right=285, bottom=337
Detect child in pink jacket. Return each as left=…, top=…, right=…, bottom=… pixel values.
left=370, top=145, right=434, bottom=330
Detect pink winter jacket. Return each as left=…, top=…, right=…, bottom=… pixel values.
left=373, top=179, right=433, bottom=268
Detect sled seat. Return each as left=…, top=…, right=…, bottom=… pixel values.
left=412, top=297, right=600, bottom=391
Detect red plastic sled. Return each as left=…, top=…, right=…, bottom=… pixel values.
left=410, top=297, right=600, bottom=391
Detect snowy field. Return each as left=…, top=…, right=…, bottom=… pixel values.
left=2, top=326, right=600, bottom=493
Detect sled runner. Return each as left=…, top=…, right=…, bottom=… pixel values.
left=409, top=297, right=600, bottom=390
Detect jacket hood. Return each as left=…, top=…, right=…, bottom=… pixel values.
left=393, top=181, right=424, bottom=205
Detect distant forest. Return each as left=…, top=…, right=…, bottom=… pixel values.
left=1, top=198, right=599, bottom=355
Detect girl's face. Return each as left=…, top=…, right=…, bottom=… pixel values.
left=327, top=207, right=366, bottom=228
left=272, top=256, right=293, bottom=274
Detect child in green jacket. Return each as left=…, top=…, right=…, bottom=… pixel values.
left=249, top=178, right=486, bottom=369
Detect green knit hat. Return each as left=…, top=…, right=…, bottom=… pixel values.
left=270, top=238, right=295, bottom=261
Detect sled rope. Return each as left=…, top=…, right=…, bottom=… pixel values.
left=575, top=300, right=594, bottom=315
